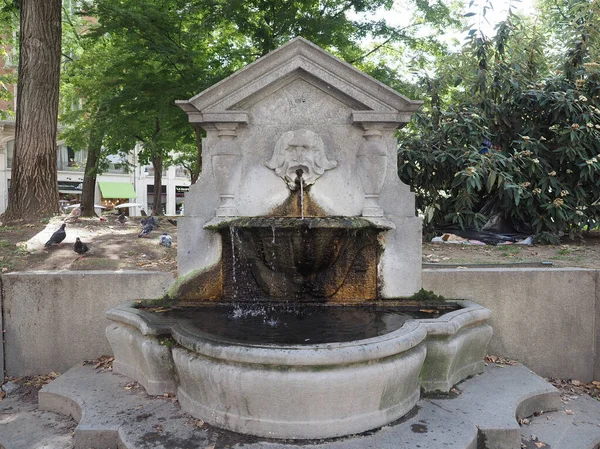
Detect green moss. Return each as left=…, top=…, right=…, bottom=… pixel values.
left=408, top=288, right=446, bottom=302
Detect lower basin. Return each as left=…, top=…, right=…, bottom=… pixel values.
left=105, top=300, right=492, bottom=439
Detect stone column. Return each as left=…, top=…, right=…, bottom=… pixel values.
left=212, top=123, right=242, bottom=217
left=356, top=124, right=388, bottom=217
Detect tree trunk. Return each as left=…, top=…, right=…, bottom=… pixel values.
left=151, top=154, right=163, bottom=215
left=192, top=126, right=203, bottom=184
left=80, top=130, right=103, bottom=217
left=3, top=0, right=61, bottom=222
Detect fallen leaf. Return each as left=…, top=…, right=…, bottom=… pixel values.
left=534, top=442, right=547, bottom=448
left=565, top=409, right=574, bottom=415
left=196, top=419, right=205, bottom=428
left=571, top=379, right=583, bottom=386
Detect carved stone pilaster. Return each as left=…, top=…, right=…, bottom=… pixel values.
left=212, top=123, right=241, bottom=217
left=356, top=125, right=388, bottom=217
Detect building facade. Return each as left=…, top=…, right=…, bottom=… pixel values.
left=0, top=120, right=191, bottom=217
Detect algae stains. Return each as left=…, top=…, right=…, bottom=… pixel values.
left=220, top=222, right=383, bottom=302
left=163, top=264, right=223, bottom=303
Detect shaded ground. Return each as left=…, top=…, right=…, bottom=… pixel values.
left=1, top=217, right=600, bottom=273
left=0, top=214, right=177, bottom=274
left=423, top=232, right=600, bottom=269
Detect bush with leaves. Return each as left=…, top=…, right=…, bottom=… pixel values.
left=398, top=6, right=600, bottom=242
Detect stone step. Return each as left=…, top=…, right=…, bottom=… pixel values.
left=31, top=362, right=566, bottom=449
left=520, top=393, right=600, bottom=449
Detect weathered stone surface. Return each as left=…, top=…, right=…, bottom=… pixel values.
left=423, top=267, right=598, bottom=381
left=419, top=300, right=493, bottom=393
left=105, top=322, right=177, bottom=396
left=176, top=37, right=422, bottom=299
left=1, top=271, right=174, bottom=376
left=32, top=363, right=572, bottom=449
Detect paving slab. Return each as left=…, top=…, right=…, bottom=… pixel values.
left=429, top=363, right=562, bottom=449
left=32, top=362, right=568, bottom=449
left=520, top=393, right=600, bottom=449
left=0, top=385, right=75, bottom=449
left=39, top=365, right=479, bottom=449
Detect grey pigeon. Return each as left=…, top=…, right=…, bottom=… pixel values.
left=45, top=224, right=67, bottom=247
left=138, top=222, right=154, bottom=238
left=117, top=213, right=127, bottom=224
left=159, top=232, right=172, bottom=248
left=73, top=237, right=89, bottom=256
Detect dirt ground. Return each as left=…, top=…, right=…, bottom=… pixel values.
left=0, top=214, right=177, bottom=274
left=1, top=216, right=599, bottom=273
left=423, top=232, right=600, bottom=269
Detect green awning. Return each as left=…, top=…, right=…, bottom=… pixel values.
left=98, top=182, right=136, bottom=199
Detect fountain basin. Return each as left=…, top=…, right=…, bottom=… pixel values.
left=105, top=300, right=491, bottom=439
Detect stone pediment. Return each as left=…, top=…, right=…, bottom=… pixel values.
left=176, top=37, right=422, bottom=126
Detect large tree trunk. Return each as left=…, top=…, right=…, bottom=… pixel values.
left=3, top=0, right=61, bottom=221
left=151, top=154, right=163, bottom=215
left=80, top=131, right=103, bottom=217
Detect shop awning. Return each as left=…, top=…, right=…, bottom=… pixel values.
left=98, top=182, right=136, bottom=199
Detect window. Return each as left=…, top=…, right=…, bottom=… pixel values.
left=57, top=144, right=87, bottom=171
left=6, top=140, right=14, bottom=168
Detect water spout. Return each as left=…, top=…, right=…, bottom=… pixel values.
left=296, top=168, right=305, bottom=219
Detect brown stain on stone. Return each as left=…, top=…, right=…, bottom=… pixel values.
left=269, top=189, right=326, bottom=217
left=167, top=263, right=223, bottom=303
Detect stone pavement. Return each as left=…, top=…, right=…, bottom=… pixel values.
left=1, top=363, right=599, bottom=449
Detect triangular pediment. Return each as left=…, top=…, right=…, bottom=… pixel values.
left=177, top=37, right=422, bottom=124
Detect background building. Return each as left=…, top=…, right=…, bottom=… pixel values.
left=0, top=121, right=191, bottom=217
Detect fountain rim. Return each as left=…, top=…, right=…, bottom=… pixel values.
left=105, top=300, right=490, bottom=366
left=203, top=215, right=396, bottom=231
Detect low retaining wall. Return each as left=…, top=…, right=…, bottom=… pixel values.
left=423, top=268, right=599, bottom=381
left=1, top=268, right=598, bottom=381
left=0, top=271, right=174, bottom=377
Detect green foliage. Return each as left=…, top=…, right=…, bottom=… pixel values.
left=399, top=4, right=600, bottom=242
left=409, top=288, right=446, bottom=302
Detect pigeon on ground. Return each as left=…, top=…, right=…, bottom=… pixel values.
left=159, top=232, right=172, bottom=248
left=167, top=218, right=177, bottom=227
left=141, top=216, right=159, bottom=228
left=117, top=213, right=127, bottom=224
left=64, top=205, right=84, bottom=223
left=45, top=224, right=67, bottom=247
left=73, top=237, right=89, bottom=256
left=140, top=209, right=148, bottom=217
left=138, top=221, right=154, bottom=238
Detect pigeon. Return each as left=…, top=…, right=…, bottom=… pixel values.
left=141, top=216, right=159, bottom=228
left=64, top=205, right=84, bottom=223
left=159, top=232, right=172, bottom=248
left=73, top=237, right=89, bottom=256
left=167, top=218, right=177, bottom=227
left=138, top=221, right=154, bottom=238
left=117, top=213, right=127, bottom=224
left=140, top=209, right=148, bottom=217
left=45, top=224, right=67, bottom=247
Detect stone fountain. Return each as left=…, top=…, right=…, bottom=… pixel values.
left=105, top=37, right=493, bottom=440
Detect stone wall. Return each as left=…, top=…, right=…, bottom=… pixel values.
left=423, top=268, right=599, bottom=381
left=0, top=271, right=174, bottom=378
left=1, top=268, right=598, bottom=381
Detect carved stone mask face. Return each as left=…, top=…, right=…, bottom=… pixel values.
left=265, top=129, right=337, bottom=190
